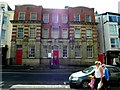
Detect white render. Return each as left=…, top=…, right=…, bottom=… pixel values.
left=0, top=2, right=14, bottom=61
left=95, top=12, right=120, bottom=53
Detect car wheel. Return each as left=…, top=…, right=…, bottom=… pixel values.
left=81, top=80, right=89, bottom=88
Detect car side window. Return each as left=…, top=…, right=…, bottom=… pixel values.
left=108, top=67, right=119, bottom=73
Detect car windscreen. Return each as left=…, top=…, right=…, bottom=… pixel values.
left=82, top=66, right=95, bottom=74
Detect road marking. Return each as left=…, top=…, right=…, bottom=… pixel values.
left=1, top=72, right=71, bottom=75
left=10, top=85, right=70, bottom=89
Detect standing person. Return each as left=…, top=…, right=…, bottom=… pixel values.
left=94, top=61, right=104, bottom=90
left=101, top=64, right=110, bottom=90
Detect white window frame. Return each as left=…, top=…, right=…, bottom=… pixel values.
left=29, top=27, right=35, bottom=38
left=42, top=28, right=49, bottom=38
left=18, top=12, right=25, bottom=20
left=17, top=27, right=24, bottom=37
left=30, top=12, right=37, bottom=20
left=74, top=27, right=80, bottom=38
left=75, top=45, right=81, bottom=58
left=86, top=29, right=92, bottom=38
left=52, top=14, right=58, bottom=23
left=63, top=45, right=67, bottom=58
left=62, top=28, right=68, bottom=38
left=43, top=13, right=49, bottom=23
left=62, top=14, right=68, bottom=23
left=87, top=46, right=93, bottom=58
left=86, top=14, right=91, bottom=22
left=109, top=24, right=118, bottom=35
left=51, top=27, right=59, bottom=38
left=110, top=38, right=119, bottom=48
left=29, top=45, right=35, bottom=58
left=74, top=14, right=80, bottom=21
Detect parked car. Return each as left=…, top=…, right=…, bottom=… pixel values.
left=69, top=65, right=120, bottom=88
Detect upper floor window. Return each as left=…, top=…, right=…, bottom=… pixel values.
left=110, top=38, right=119, bottom=48
left=74, top=14, right=80, bottom=21
left=86, top=14, right=91, bottom=22
left=42, top=28, right=49, bottom=38
left=62, top=28, right=68, bottom=38
left=51, top=27, right=59, bottom=38
left=30, top=12, right=37, bottom=20
left=43, top=13, right=49, bottom=23
left=29, top=27, right=35, bottom=37
left=19, top=12, right=25, bottom=20
left=109, top=25, right=118, bottom=35
left=17, top=27, right=24, bottom=37
left=86, top=29, right=92, bottom=38
left=74, top=27, right=80, bottom=38
left=62, top=14, right=68, bottom=23
left=3, top=16, right=7, bottom=24
left=1, top=29, right=6, bottom=40
left=52, top=14, right=58, bottom=23
left=87, top=46, right=93, bottom=58
left=109, top=16, right=117, bottom=22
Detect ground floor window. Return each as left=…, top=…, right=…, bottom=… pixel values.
left=75, top=45, right=81, bottom=57
left=63, top=45, right=67, bottom=58
left=42, top=45, right=48, bottom=57
left=87, top=45, right=93, bottom=58
left=29, top=45, right=35, bottom=58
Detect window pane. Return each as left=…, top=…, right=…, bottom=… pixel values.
left=3, top=16, right=7, bottom=24
left=75, top=45, right=81, bottom=57
left=75, top=27, right=80, bottom=38
left=87, top=46, right=93, bottom=58
left=86, top=15, right=91, bottom=22
left=62, top=29, right=68, bottom=38
left=86, top=29, right=92, bottom=38
left=62, top=14, right=68, bottom=23
left=52, top=14, right=58, bottom=23
left=109, top=16, right=117, bottom=22
left=29, top=27, right=35, bottom=37
left=74, top=14, right=80, bottom=21
left=51, top=28, right=59, bottom=38
left=17, top=27, right=24, bottom=37
left=43, top=13, right=49, bottom=23
left=63, top=45, right=67, bottom=58
left=19, top=12, right=25, bottom=20
left=43, top=45, right=48, bottom=57
left=111, top=38, right=119, bottom=48
left=1, top=29, right=6, bottom=40
left=30, top=13, right=37, bottom=20
left=29, top=45, right=35, bottom=58
left=42, top=28, right=48, bottom=38
left=109, top=25, right=117, bottom=35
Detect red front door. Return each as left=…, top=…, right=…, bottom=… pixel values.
left=16, top=50, right=22, bottom=64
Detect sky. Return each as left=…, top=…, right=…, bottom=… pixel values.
left=0, top=0, right=120, bottom=14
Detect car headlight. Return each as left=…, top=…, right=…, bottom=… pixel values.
left=69, top=76, right=79, bottom=81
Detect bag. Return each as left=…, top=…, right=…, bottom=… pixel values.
left=97, top=80, right=103, bottom=90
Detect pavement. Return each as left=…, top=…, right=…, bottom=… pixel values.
left=1, top=64, right=89, bottom=72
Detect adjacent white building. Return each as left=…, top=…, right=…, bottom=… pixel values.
left=95, top=12, right=120, bottom=64
left=0, top=2, right=14, bottom=65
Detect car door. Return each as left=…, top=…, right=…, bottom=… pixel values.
left=108, top=67, right=120, bottom=82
